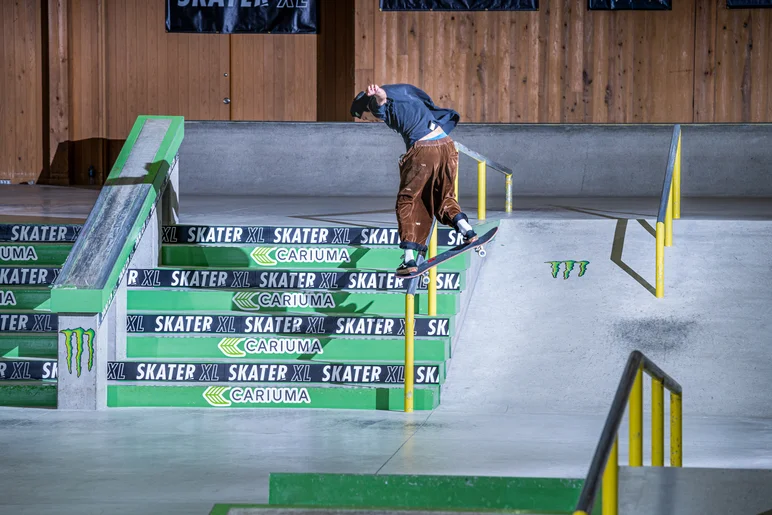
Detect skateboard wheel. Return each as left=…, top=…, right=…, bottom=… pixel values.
left=478, top=248, right=486, bottom=258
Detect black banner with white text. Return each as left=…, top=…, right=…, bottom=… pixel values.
left=166, top=0, right=318, bottom=34
left=127, top=314, right=450, bottom=337
left=588, top=0, right=671, bottom=9
left=379, top=0, right=537, bottom=10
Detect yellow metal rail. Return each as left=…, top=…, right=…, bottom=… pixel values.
left=573, top=350, right=683, bottom=515
left=405, top=140, right=511, bottom=409
left=656, top=126, right=682, bottom=298
left=454, top=141, right=513, bottom=221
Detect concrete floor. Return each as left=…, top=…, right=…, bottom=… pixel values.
left=1, top=187, right=771, bottom=515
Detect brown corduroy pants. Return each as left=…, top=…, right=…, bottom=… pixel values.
left=396, top=136, right=462, bottom=249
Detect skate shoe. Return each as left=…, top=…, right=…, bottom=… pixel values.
left=396, top=259, right=418, bottom=276
left=463, top=230, right=478, bottom=245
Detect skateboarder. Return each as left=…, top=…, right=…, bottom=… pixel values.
left=350, top=83, right=477, bottom=276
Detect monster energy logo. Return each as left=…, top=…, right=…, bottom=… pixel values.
left=546, top=260, right=590, bottom=279
left=61, top=327, right=96, bottom=377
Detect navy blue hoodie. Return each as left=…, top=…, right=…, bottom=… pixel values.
left=350, top=84, right=460, bottom=150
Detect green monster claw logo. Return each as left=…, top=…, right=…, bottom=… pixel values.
left=60, top=327, right=96, bottom=377
left=545, top=260, right=590, bottom=280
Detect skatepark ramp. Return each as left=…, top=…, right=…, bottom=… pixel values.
left=0, top=114, right=501, bottom=412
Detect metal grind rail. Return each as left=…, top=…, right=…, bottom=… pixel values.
left=655, top=125, right=682, bottom=298
left=573, top=350, right=683, bottom=515
left=454, top=141, right=513, bottom=221
left=403, top=143, right=511, bottom=412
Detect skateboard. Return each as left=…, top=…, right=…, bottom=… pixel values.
left=401, top=226, right=498, bottom=280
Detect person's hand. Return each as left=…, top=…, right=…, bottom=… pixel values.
left=366, top=84, right=387, bottom=106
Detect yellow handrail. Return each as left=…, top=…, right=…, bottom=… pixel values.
left=573, top=351, right=683, bottom=515
left=454, top=141, right=513, bottom=221
left=655, top=126, right=682, bottom=299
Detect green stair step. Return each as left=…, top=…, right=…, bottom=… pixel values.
left=126, top=313, right=452, bottom=338
left=128, top=290, right=459, bottom=316
left=0, top=244, right=72, bottom=266
left=209, top=506, right=532, bottom=514
left=268, top=473, right=599, bottom=514
left=161, top=245, right=470, bottom=271
left=107, top=384, right=440, bottom=410
left=0, top=288, right=51, bottom=311
left=128, top=335, right=450, bottom=362
left=0, top=382, right=57, bottom=408
left=0, top=335, right=57, bottom=359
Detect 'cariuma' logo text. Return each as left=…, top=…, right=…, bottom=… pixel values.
left=61, top=328, right=96, bottom=377
left=546, top=260, right=590, bottom=280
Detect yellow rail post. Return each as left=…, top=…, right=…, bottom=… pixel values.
left=455, top=160, right=459, bottom=202
left=505, top=175, right=512, bottom=213
left=665, top=184, right=674, bottom=247
left=477, top=161, right=486, bottom=221
left=602, top=436, right=619, bottom=515
left=656, top=222, right=665, bottom=298
left=652, top=377, right=664, bottom=466
left=404, top=294, right=415, bottom=412
left=674, top=133, right=682, bottom=220
left=629, top=365, right=643, bottom=467
left=428, top=225, right=438, bottom=316
left=671, top=392, right=683, bottom=466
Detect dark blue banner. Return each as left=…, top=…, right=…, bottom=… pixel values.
left=589, top=0, right=671, bottom=8
left=727, top=0, right=772, bottom=6
left=379, top=0, right=537, bottom=10
left=166, top=0, right=318, bottom=34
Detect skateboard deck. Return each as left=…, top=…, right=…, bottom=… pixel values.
left=401, top=226, right=499, bottom=280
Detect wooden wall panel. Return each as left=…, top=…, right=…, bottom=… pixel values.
left=696, top=2, right=772, bottom=123
left=230, top=34, right=317, bottom=121
left=317, top=0, right=355, bottom=121
left=354, top=0, right=376, bottom=101
left=355, top=0, right=698, bottom=123
left=0, top=0, right=43, bottom=184
left=103, top=0, right=230, bottom=139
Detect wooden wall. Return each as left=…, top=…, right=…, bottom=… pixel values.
left=2, top=0, right=772, bottom=184
left=1, top=1, right=43, bottom=184
left=354, top=0, right=772, bottom=124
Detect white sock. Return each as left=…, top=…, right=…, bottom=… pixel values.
left=457, top=219, right=473, bottom=234
left=404, top=249, right=415, bottom=262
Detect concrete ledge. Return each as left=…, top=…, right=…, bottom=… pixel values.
left=180, top=122, right=772, bottom=198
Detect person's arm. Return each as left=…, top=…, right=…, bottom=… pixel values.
left=366, top=84, right=389, bottom=119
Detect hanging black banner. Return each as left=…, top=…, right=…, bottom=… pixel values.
left=588, top=0, right=671, bottom=9
left=379, top=0, right=538, bottom=10
left=727, top=0, right=772, bottom=7
left=165, top=0, right=318, bottom=34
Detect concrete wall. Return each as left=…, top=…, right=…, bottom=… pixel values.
left=180, top=122, right=772, bottom=198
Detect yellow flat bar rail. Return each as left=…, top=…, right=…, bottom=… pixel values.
left=656, top=125, right=682, bottom=298
left=454, top=141, right=513, bottom=219
left=573, top=350, right=683, bottom=515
